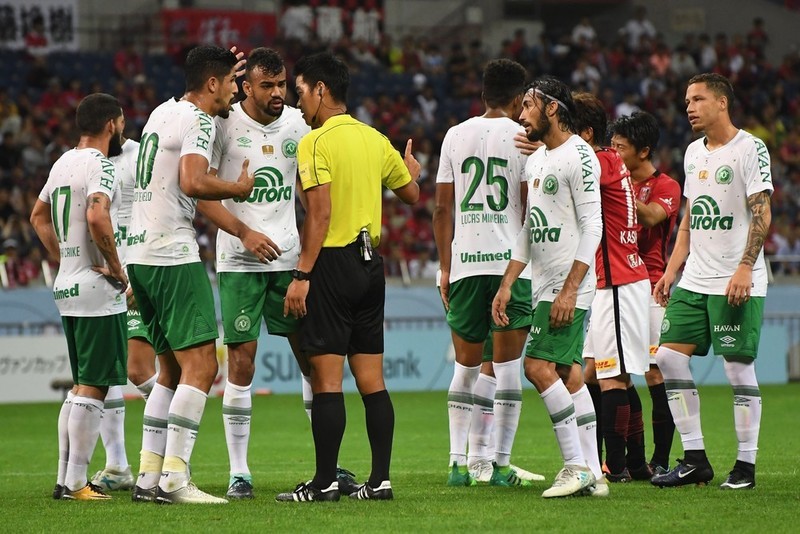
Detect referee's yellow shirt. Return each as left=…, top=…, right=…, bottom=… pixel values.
left=297, top=114, right=412, bottom=247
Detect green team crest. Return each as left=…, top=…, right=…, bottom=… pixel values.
left=543, top=175, right=558, bottom=195
left=282, top=138, right=298, bottom=158
left=661, top=318, right=671, bottom=334
left=715, top=165, right=733, bottom=184
left=234, top=313, right=252, bottom=333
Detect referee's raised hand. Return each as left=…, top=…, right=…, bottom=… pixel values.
left=403, top=139, right=421, bottom=180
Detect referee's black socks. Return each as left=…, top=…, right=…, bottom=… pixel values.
left=363, top=389, right=394, bottom=488
left=311, top=392, right=346, bottom=490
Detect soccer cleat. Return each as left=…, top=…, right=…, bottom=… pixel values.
left=276, top=481, right=340, bottom=502
left=649, top=463, right=669, bottom=477
left=468, top=458, right=494, bottom=483
left=719, top=468, right=756, bottom=490
left=651, top=458, right=714, bottom=488
left=131, top=484, right=157, bottom=503
left=510, top=464, right=546, bottom=482
left=155, top=482, right=228, bottom=504
left=62, top=482, right=111, bottom=500
left=447, top=462, right=476, bottom=487
left=541, top=464, right=596, bottom=498
left=580, top=475, right=610, bottom=497
left=489, top=463, right=532, bottom=487
left=91, top=466, right=135, bottom=491
left=628, top=463, right=654, bottom=481
left=350, top=480, right=394, bottom=500
left=336, top=467, right=359, bottom=496
left=226, top=475, right=254, bottom=499
left=606, top=468, right=633, bottom=483
left=52, top=484, right=65, bottom=500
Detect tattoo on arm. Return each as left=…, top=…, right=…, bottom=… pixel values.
left=741, top=191, right=771, bottom=267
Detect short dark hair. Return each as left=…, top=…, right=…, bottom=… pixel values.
left=184, top=45, right=238, bottom=93
left=526, top=75, right=576, bottom=133
left=294, top=52, right=349, bottom=103
left=688, top=72, right=735, bottom=106
left=608, top=111, right=660, bottom=159
left=482, top=59, right=527, bottom=108
left=246, top=47, right=284, bottom=80
left=572, top=91, right=608, bottom=146
left=75, top=93, right=122, bottom=135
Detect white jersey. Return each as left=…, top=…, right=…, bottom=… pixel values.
left=680, top=129, right=773, bottom=296
left=38, top=148, right=125, bottom=317
left=126, top=98, right=215, bottom=266
left=513, top=135, right=601, bottom=308
left=436, top=116, right=530, bottom=283
left=210, top=103, right=310, bottom=272
left=110, top=138, right=139, bottom=266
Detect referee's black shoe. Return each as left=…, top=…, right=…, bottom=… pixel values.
left=651, top=458, right=714, bottom=487
left=276, top=481, right=340, bottom=502
left=349, top=481, right=393, bottom=500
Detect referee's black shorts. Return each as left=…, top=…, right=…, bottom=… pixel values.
left=300, top=242, right=385, bottom=356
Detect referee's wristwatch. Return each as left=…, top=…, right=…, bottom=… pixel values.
left=291, top=268, right=312, bottom=281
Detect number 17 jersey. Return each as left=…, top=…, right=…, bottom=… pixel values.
left=436, top=116, right=530, bottom=283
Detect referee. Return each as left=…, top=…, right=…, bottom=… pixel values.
left=279, top=52, right=420, bottom=502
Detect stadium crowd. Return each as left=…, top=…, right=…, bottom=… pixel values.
left=2, top=13, right=800, bottom=287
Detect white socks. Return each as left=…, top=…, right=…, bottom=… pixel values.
left=493, top=359, right=522, bottom=467
left=56, top=391, right=75, bottom=486
left=447, top=362, right=480, bottom=466
left=657, top=346, right=705, bottom=451
left=136, top=374, right=158, bottom=401
left=160, top=384, right=208, bottom=492
left=138, top=383, right=174, bottom=489
left=571, top=384, right=602, bottom=478
left=540, top=381, right=584, bottom=466
left=468, top=373, right=496, bottom=465
left=223, top=381, right=252, bottom=476
left=724, top=360, right=761, bottom=464
left=100, top=385, right=128, bottom=470
left=64, top=396, right=104, bottom=491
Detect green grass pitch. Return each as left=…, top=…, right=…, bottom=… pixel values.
left=2, top=384, right=798, bottom=532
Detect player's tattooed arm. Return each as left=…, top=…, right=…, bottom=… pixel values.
left=86, top=192, right=127, bottom=290
left=740, top=191, right=772, bottom=267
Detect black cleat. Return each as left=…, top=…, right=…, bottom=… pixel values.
left=350, top=480, right=394, bottom=500
left=720, top=468, right=755, bottom=490
left=651, top=458, right=714, bottom=487
left=226, top=476, right=254, bottom=499
left=276, top=481, right=340, bottom=502
left=606, top=468, right=632, bottom=483
left=131, top=484, right=157, bottom=503
left=52, top=484, right=65, bottom=500
left=649, top=463, right=669, bottom=477
left=336, top=468, right=359, bottom=496
left=629, top=463, right=655, bottom=481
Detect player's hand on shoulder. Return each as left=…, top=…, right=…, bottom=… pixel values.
left=404, top=139, right=421, bottom=180
left=234, top=159, right=255, bottom=201
left=514, top=132, right=541, bottom=156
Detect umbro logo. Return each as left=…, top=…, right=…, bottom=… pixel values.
left=237, top=136, right=252, bottom=147
left=720, top=335, right=736, bottom=347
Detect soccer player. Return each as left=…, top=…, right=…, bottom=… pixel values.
left=207, top=47, right=359, bottom=499
left=279, top=52, right=420, bottom=502
left=572, top=93, right=650, bottom=484
left=493, top=77, right=602, bottom=498
left=651, top=73, right=772, bottom=489
left=91, top=131, right=156, bottom=493
left=126, top=45, right=255, bottom=504
left=609, top=111, right=680, bottom=475
left=433, top=58, right=535, bottom=487
left=30, top=93, right=128, bottom=500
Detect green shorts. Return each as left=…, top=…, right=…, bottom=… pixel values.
left=659, top=287, right=765, bottom=358
left=447, top=275, right=532, bottom=343
left=218, top=271, right=298, bottom=344
left=62, top=313, right=127, bottom=387
left=126, top=307, right=151, bottom=343
left=128, top=262, right=218, bottom=354
left=525, top=301, right=587, bottom=366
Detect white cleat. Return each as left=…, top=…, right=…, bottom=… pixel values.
left=581, top=474, right=610, bottom=497
left=510, top=464, right=546, bottom=482
left=541, top=464, right=596, bottom=498
left=468, top=459, right=494, bottom=483
left=91, top=466, right=135, bottom=491
left=155, top=482, right=228, bottom=504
